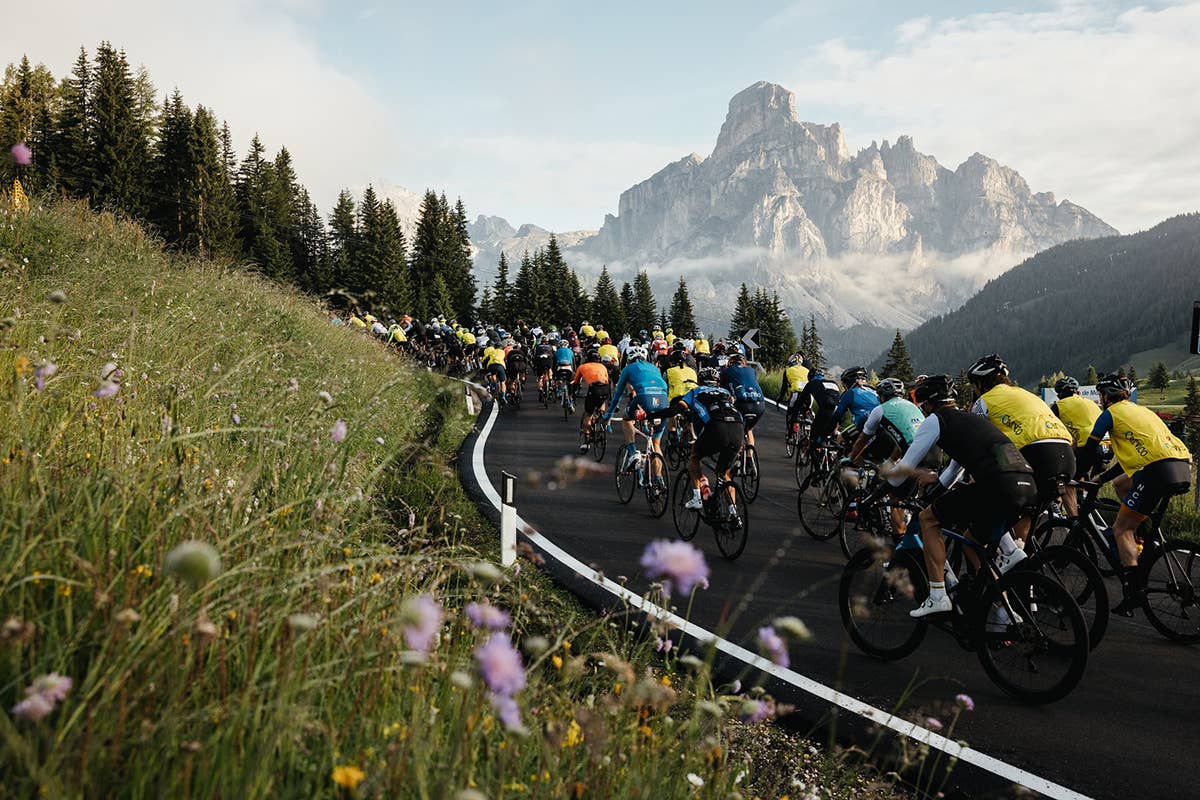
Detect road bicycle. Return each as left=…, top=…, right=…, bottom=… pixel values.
left=578, top=408, right=608, bottom=462
left=613, top=418, right=669, bottom=518
left=796, top=441, right=847, bottom=542
left=839, top=500, right=1090, bottom=704
left=1034, top=478, right=1198, bottom=643
left=664, top=421, right=693, bottom=472
left=729, top=436, right=760, bottom=503
left=552, top=371, right=576, bottom=420
left=671, top=455, right=750, bottom=560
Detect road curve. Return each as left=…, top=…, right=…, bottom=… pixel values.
left=477, top=387, right=1198, bottom=800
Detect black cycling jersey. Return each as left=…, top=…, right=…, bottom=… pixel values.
left=800, top=377, right=840, bottom=411
left=931, top=406, right=1033, bottom=482
left=507, top=352, right=529, bottom=373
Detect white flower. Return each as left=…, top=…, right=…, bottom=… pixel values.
left=686, top=773, right=704, bottom=788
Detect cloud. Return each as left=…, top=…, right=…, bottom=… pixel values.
left=0, top=0, right=392, bottom=214
left=786, top=1, right=1200, bottom=232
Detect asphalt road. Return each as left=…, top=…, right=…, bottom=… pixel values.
left=479, top=385, right=1200, bottom=799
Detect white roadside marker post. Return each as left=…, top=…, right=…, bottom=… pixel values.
left=500, top=471, right=517, bottom=567
left=466, top=386, right=475, bottom=416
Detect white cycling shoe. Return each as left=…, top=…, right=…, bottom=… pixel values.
left=986, top=605, right=1024, bottom=632
left=994, top=548, right=1028, bottom=575
left=910, top=594, right=953, bottom=618
left=684, top=492, right=703, bottom=510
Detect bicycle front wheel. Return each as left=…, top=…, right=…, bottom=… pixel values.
left=614, top=447, right=637, bottom=505
left=839, top=547, right=928, bottom=660
left=591, top=426, right=607, bottom=462
left=644, top=452, right=669, bottom=519
left=974, top=571, right=1089, bottom=704
left=741, top=445, right=760, bottom=503
left=1140, top=539, right=1200, bottom=644
left=713, top=485, right=749, bottom=561
left=798, top=472, right=844, bottom=541
left=671, top=470, right=700, bottom=540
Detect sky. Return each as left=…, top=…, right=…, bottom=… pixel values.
left=4, top=0, right=1198, bottom=234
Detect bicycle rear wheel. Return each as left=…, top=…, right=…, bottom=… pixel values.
left=644, top=452, right=669, bottom=518
left=741, top=445, right=760, bottom=503
left=591, top=426, right=607, bottom=462
left=798, top=471, right=844, bottom=541
left=1139, top=539, right=1200, bottom=644
left=839, top=547, right=928, bottom=660
left=671, top=470, right=700, bottom=541
left=713, top=484, right=749, bottom=561
left=794, top=448, right=810, bottom=489
left=1027, top=544, right=1109, bottom=649
left=614, top=446, right=637, bottom=505
left=974, top=571, right=1089, bottom=704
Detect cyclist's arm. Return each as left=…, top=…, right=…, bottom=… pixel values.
left=1076, top=410, right=1114, bottom=474
left=833, top=391, right=851, bottom=421
left=888, top=414, right=950, bottom=487
left=849, top=406, right=885, bottom=464
left=602, top=372, right=629, bottom=421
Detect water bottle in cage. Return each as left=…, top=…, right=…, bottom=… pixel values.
left=699, top=475, right=711, bottom=500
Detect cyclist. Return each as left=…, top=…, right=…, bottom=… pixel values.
left=801, top=369, right=844, bottom=454
left=832, top=367, right=880, bottom=437
left=505, top=343, right=529, bottom=401
left=651, top=366, right=745, bottom=524
left=721, top=352, right=766, bottom=448
left=846, top=377, right=928, bottom=466
left=601, top=344, right=670, bottom=464
left=778, top=352, right=811, bottom=438
left=1051, top=375, right=1104, bottom=514
left=554, top=338, right=576, bottom=388
left=535, top=336, right=556, bottom=395
left=694, top=335, right=711, bottom=356
left=572, top=349, right=612, bottom=450
left=886, top=376, right=1038, bottom=618
left=1077, top=373, right=1193, bottom=614
left=967, top=354, right=1074, bottom=550
left=482, top=341, right=507, bottom=400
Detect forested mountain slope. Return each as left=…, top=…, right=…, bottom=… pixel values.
left=886, top=214, right=1200, bottom=382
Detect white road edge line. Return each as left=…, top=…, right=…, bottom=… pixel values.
left=468, top=384, right=1092, bottom=800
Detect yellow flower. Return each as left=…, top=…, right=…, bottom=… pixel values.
left=14, top=356, right=31, bottom=376
left=613, top=682, right=622, bottom=696
left=562, top=640, right=572, bottom=651
left=368, top=572, right=382, bottom=585
left=331, top=765, right=366, bottom=790
left=552, top=655, right=563, bottom=670
left=638, top=724, right=653, bottom=738
left=563, top=719, right=584, bottom=748
left=58, top=584, right=72, bottom=597
left=659, top=675, right=672, bottom=687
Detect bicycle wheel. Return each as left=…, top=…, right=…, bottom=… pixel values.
left=784, top=425, right=796, bottom=459
left=974, top=571, right=1089, bottom=704
left=671, top=470, right=700, bottom=541
left=839, top=498, right=888, bottom=561
left=741, top=445, right=761, bottom=503
left=839, top=547, right=928, bottom=660
left=644, top=452, right=669, bottom=519
left=1027, top=544, right=1109, bottom=649
left=614, top=447, right=637, bottom=505
left=798, top=471, right=845, bottom=541
left=591, top=426, right=607, bottom=462
left=794, top=447, right=811, bottom=489
left=713, top=484, right=749, bottom=561
left=1034, top=516, right=1110, bottom=576
left=1139, top=539, right=1200, bottom=644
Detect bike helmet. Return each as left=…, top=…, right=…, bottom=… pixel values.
left=585, top=348, right=600, bottom=363
left=626, top=345, right=648, bottom=362
left=841, top=366, right=867, bottom=387
left=1054, top=376, right=1081, bottom=399
left=913, top=374, right=956, bottom=405
left=966, top=353, right=1009, bottom=383
left=698, top=366, right=720, bottom=385
left=877, top=377, right=905, bottom=400
left=787, top=353, right=805, bottom=367
left=1096, top=372, right=1134, bottom=398
left=728, top=352, right=746, bottom=364
left=672, top=341, right=686, bottom=352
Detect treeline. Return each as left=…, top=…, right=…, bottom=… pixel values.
left=729, top=284, right=802, bottom=368
left=889, top=214, right=1200, bottom=383
left=0, top=45, right=473, bottom=322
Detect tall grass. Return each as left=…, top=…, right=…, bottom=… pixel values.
left=0, top=200, right=904, bottom=799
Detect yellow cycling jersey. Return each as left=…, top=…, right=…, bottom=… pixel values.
left=388, top=327, right=407, bottom=344
left=980, top=384, right=1072, bottom=449
left=652, top=329, right=665, bottom=341
left=694, top=338, right=710, bottom=355
left=1054, top=394, right=1101, bottom=447
left=666, top=365, right=699, bottom=401
left=665, top=333, right=677, bottom=347
left=595, top=329, right=609, bottom=341
left=461, top=331, right=476, bottom=346
left=348, top=315, right=367, bottom=328
left=783, top=364, right=810, bottom=393
left=483, top=347, right=506, bottom=367
left=580, top=324, right=596, bottom=339
left=1103, top=400, right=1192, bottom=475
left=597, top=343, right=619, bottom=362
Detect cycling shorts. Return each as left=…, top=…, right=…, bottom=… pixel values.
left=1019, top=442, right=1075, bottom=503
left=626, top=395, right=668, bottom=438
left=584, top=383, right=611, bottom=415
left=555, top=365, right=575, bottom=383
left=1123, top=458, right=1191, bottom=516
left=931, top=472, right=1039, bottom=543
left=694, top=420, right=744, bottom=474
left=863, top=434, right=897, bottom=463
left=486, top=363, right=507, bottom=383
left=735, top=399, right=766, bottom=431
left=507, top=359, right=528, bottom=375
left=536, top=355, right=553, bottom=372
left=810, top=408, right=837, bottom=444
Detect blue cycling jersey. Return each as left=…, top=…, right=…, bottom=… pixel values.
left=721, top=364, right=764, bottom=403
left=679, top=386, right=738, bottom=432
left=604, top=361, right=669, bottom=420
left=554, top=346, right=575, bottom=366
left=834, top=385, right=880, bottom=429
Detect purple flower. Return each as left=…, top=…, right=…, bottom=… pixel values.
left=375, top=436, right=385, bottom=445
left=28, top=673, right=72, bottom=703
left=33, top=362, right=57, bottom=391
left=465, top=601, right=512, bottom=631
left=739, top=698, right=774, bottom=724
left=475, top=634, right=526, bottom=696
left=400, top=595, right=443, bottom=652
left=756, top=626, right=789, bottom=668
left=640, top=540, right=709, bottom=596
left=11, top=143, right=31, bottom=165
left=10, top=693, right=53, bottom=721
left=655, top=636, right=673, bottom=653
left=955, top=693, right=975, bottom=712
left=331, top=419, right=347, bottom=443
left=925, top=716, right=944, bottom=731
left=231, top=413, right=241, bottom=426
left=93, top=381, right=119, bottom=398
left=489, top=691, right=523, bottom=730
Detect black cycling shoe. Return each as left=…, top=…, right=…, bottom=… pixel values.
left=1112, top=589, right=1145, bottom=617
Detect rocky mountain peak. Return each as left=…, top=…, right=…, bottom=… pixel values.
left=713, top=81, right=802, bottom=158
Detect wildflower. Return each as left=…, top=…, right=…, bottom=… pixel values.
left=32, top=361, right=57, bottom=391
left=47, top=289, right=66, bottom=304
left=772, top=616, right=813, bottom=641
left=93, top=381, right=119, bottom=398
left=450, top=670, right=473, bottom=689
left=10, top=142, right=31, bottom=165
left=475, top=633, right=526, bottom=696
left=640, top=540, right=710, bottom=596
left=686, top=773, right=704, bottom=788
left=286, top=377, right=299, bottom=393
left=522, top=635, right=550, bottom=656
left=925, top=716, right=944, bottom=731
left=552, top=655, right=563, bottom=670
left=11, top=693, right=54, bottom=722
left=738, top=698, right=774, bottom=724
left=757, top=626, right=789, bottom=668
left=639, top=724, right=653, bottom=737
left=319, top=390, right=333, bottom=405
left=231, top=412, right=241, bottom=426
left=13, top=355, right=30, bottom=376
left=331, top=765, right=366, bottom=789
left=115, top=608, right=141, bottom=625
left=164, top=541, right=222, bottom=589
left=465, top=601, right=512, bottom=631
left=375, top=436, right=385, bottom=445
left=331, top=419, right=347, bottom=443
left=288, top=613, right=319, bottom=632
left=489, top=691, right=523, bottom=730
left=955, top=693, right=975, bottom=712
left=655, top=636, right=673, bottom=653
left=28, top=673, right=73, bottom=703
left=466, top=561, right=502, bottom=584
left=563, top=719, right=584, bottom=747
left=399, top=595, right=443, bottom=652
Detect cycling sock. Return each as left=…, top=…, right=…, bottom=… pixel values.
left=928, top=582, right=947, bottom=602
left=997, top=533, right=1018, bottom=556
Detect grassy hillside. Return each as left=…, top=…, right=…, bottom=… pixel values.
left=0, top=199, right=912, bottom=799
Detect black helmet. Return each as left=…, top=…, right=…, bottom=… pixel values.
left=1054, top=376, right=1081, bottom=399
left=698, top=366, right=720, bottom=385
left=1096, top=373, right=1134, bottom=398
left=672, top=340, right=686, bottom=352
left=877, top=377, right=905, bottom=400
left=841, top=366, right=867, bottom=387
left=585, top=348, right=600, bottom=363
left=913, top=374, right=956, bottom=405
left=967, top=353, right=1009, bottom=383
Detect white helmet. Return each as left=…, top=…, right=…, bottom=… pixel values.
left=626, top=345, right=649, bottom=362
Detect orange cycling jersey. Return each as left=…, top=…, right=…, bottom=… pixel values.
left=572, top=362, right=610, bottom=386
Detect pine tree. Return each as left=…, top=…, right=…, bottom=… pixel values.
left=1128, top=365, right=1138, bottom=386
left=590, top=266, right=625, bottom=335
left=406, top=190, right=443, bottom=320
left=90, top=43, right=152, bottom=216
left=1148, top=361, right=1171, bottom=398
left=234, top=134, right=284, bottom=275
left=1086, top=365, right=1099, bottom=385
left=803, top=314, right=826, bottom=374
left=189, top=106, right=237, bottom=258
left=728, top=284, right=752, bottom=340
left=631, top=270, right=657, bottom=334
left=759, top=292, right=798, bottom=368
left=513, top=251, right=541, bottom=325
left=327, top=190, right=358, bottom=292
left=1183, top=375, right=1200, bottom=453
left=881, top=330, right=916, bottom=384
left=955, top=369, right=976, bottom=409
left=150, top=89, right=193, bottom=246
left=667, top=276, right=697, bottom=337
left=478, top=287, right=494, bottom=321
left=619, top=281, right=636, bottom=334
left=0, top=57, right=58, bottom=186
left=492, top=252, right=512, bottom=325
left=448, top=197, right=477, bottom=323
left=54, top=48, right=92, bottom=197
left=427, top=274, right=452, bottom=319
